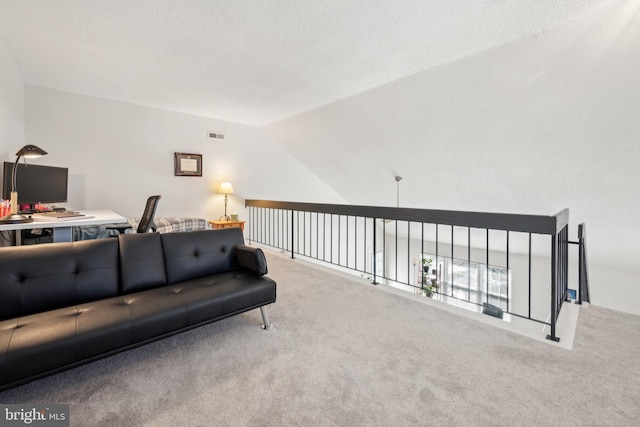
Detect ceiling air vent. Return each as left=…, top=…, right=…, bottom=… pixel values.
left=208, top=131, right=225, bottom=140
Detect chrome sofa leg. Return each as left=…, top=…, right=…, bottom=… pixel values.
left=260, top=306, right=273, bottom=330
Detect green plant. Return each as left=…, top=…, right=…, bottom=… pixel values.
left=421, top=277, right=438, bottom=298
left=421, top=285, right=436, bottom=298
left=422, top=258, right=433, bottom=274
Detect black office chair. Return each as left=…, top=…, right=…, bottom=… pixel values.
left=106, top=195, right=161, bottom=235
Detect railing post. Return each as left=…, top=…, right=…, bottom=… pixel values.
left=290, top=209, right=295, bottom=259
left=546, top=234, right=560, bottom=342
left=372, top=218, right=378, bottom=285
left=577, top=229, right=583, bottom=305
left=578, top=223, right=590, bottom=304
left=562, top=226, right=569, bottom=303
left=247, top=206, right=252, bottom=244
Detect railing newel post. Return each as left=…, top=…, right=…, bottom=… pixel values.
left=546, top=233, right=560, bottom=342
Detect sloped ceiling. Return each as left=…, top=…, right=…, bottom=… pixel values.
left=263, top=0, right=640, bottom=280
left=266, top=0, right=640, bottom=213
left=0, top=0, right=608, bottom=126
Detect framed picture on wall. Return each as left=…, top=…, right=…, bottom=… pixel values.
left=174, top=152, right=202, bottom=176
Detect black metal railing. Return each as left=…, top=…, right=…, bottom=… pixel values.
left=246, top=200, right=574, bottom=342
left=579, top=224, right=590, bottom=304
left=570, top=223, right=590, bottom=305
left=547, top=222, right=569, bottom=342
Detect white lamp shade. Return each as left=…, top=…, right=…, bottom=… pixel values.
left=218, top=182, right=234, bottom=194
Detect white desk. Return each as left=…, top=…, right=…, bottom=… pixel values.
left=0, top=210, right=127, bottom=244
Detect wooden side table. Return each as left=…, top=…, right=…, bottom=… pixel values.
left=209, top=220, right=245, bottom=231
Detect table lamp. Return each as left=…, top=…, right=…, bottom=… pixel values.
left=0, top=144, right=48, bottom=224
left=218, top=181, right=234, bottom=221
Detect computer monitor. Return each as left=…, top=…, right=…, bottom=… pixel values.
left=2, top=161, right=68, bottom=208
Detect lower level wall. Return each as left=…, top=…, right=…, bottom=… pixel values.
left=384, top=230, right=559, bottom=323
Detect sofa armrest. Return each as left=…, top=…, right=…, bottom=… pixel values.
left=236, top=245, right=268, bottom=276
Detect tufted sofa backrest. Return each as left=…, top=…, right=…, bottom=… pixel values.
left=161, top=228, right=244, bottom=284
left=0, top=238, right=120, bottom=320
left=0, top=228, right=249, bottom=321
left=118, top=232, right=168, bottom=293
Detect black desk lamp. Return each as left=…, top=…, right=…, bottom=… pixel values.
left=0, top=144, right=48, bottom=224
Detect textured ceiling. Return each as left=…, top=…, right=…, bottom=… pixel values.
left=0, top=0, right=606, bottom=125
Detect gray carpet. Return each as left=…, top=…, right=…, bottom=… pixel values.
left=1, top=250, right=639, bottom=426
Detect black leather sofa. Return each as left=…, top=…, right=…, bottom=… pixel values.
left=0, top=228, right=276, bottom=391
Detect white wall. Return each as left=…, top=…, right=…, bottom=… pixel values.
left=0, top=39, right=24, bottom=160
left=24, top=87, right=345, bottom=220
left=264, top=2, right=640, bottom=315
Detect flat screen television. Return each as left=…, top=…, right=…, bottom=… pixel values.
left=2, top=161, right=68, bottom=207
